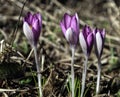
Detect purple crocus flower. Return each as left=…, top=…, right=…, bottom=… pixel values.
left=23, top=12, right=42, bottom=46
left=93, top=28, right=105, bottom=58
left=60, top=13, right=80, bottom=47
left=23, top=12, right=42, bottom=96
left=79, top=25, right=94, bottom=56
left=79, top=25, right=94, bottom=97
left=60, top=13, right=79, bottom=97
left=93, top=28, right=106, bottom=94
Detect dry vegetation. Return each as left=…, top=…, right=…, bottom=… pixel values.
left=0, top=0, right=120, bottom=97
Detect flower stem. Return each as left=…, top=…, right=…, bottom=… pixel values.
left=33, top=46, right=42, bottom=97
left=71, top=47, right=75, bottom=97
left=81, top=56, right=88, bottom=97
left=96, top=58, right=101, bottom=95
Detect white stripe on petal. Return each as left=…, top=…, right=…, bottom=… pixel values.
left=23, top=22, right=34, bottom=46
left=96, top=32, right=102, bottom=56
left=79, top=32, right=87, bottom=55
left=65, top=28, right=73, bottom=42
left=75, top=13, right=79, bottom=25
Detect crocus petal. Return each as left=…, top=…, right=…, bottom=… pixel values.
left=75, top=13, right=80, bottom=33
left=60, top=21, right=66, bottom=36
left=64, top=13, right=72, bottom=28
left=93, top=28, right=97, bottom=36
left=35, top=13, right=42, bottom=28
left=87, top=33, right=93, bottom=47
left=101, top=29, right=106, bottom=39
left=79, top=32, right=87, bottom=55
left=24, top=12, right=33, bottom=25
left=32, top=20, right=40, bottom=44
left=65, top=27, right=77, bottom=46
left=75, top=13, right=79, bottom=25
left=23, top=22, right=34, bottom=46
left=96, top=32, right=103, bottom=57
left=71, top=16, right=79, bottom=36
left=87, top=33, right=94, bottom=55
left=32, top=19, right=40, bottom=32
left=82, top=25, right=87, bottom=39
left=65, top=28, right=73, bottom=42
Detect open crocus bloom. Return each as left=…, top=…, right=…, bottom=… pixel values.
left=93, top=28, right=105, bottom=58
left=60, top=13, right=80, bottom=47
left=79, top=25, right=94, bottom=56
left=23, top=12, right=42, bottom=46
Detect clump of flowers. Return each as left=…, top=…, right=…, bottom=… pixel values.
left=60, top=13, right=80, bottom=97
left=79, top=25, right=94, bottom=97
left=22, top=11, right=106, bottom=97
left=60, top=13, right=106, bottom=97
left=23, top=12, right=42, bottom=97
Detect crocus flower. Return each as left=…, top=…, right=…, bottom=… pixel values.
left=23, top=12, right=42, bottom=97
left=60, top=13, right=80, bottom=97
left=23, top=12, right=42, bottom=46
left=79, top=25, right=94, bottom=56
left=79, top=25, right=94, bottom=97
left=93, top=28, right=106, bottom=94
left=60, top=13, right=79, bottom=47
left=93, top=28, right=106, bottom=59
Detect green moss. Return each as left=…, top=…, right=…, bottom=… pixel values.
left=0, top=62, right=24, bottom=79
left=108, top=56, right=120, bottom=71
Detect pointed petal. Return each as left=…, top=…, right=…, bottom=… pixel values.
left=32, top=20, right=40, bottom=44
left=87, top=33, right=93, bottom=47
left=75, top=13, right=79, bottom=25
left=24, top=12, right=33, bottom=25
left=82, top=25, right=87, bottom=39
left=79, top=32, right=87, bottom=55
left=60, top=21, right=66, bottom=36
left=96, top=32, right=103, bottom=56
left=101, top=29, right=106, bottom=39
left=32, top=19, right=40, bottom=32
left=65, top=28, right=73, bottom=42
left=65, top=28, right=77, bottom=46
left=35, top=13, right=42, bottom=28
left=75, top=13, right=80, bottom=36
left=64, top=13, right=72, bottom=28
left=87, top=33, right=94, bottom=55
left=23, top=22, right=34, bottom=46
left=71, top=16, right=79, bottom=36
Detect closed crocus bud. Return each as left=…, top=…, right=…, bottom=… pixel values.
left=23, top=12, right=42, bottom=47
left=93, top=28, right=105, bottom=58
left=79, top=25, right=94, bottom=56
left=60, top=13, right=80, bottom=47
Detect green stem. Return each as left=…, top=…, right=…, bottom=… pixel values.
left=33, top=46, right=42, bottom=97
left=71, top=47, right=75, bottom=97
left=81, top=56, right=88, bottom=97
left=96, top=58, right=101, bottom=94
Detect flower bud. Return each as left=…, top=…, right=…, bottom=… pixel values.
left=79, top=25, right=94, bottom=56
left=93, top=28, right=105, bottom=58
left=60, top=13, right=80, bottom=47
left=23, top=12, right=42, bottom=46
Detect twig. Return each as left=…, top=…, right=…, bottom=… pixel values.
left=10, top=0, right=28, bottom=44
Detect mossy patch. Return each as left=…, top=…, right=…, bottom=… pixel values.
left=0, top=62, right=24, bottom=79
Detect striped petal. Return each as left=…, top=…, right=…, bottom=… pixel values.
left=23, top=22, right=34, bottom=46
left=79, top=32, right=87, bottom=55
left=96, top=32, right=103, bottom=57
